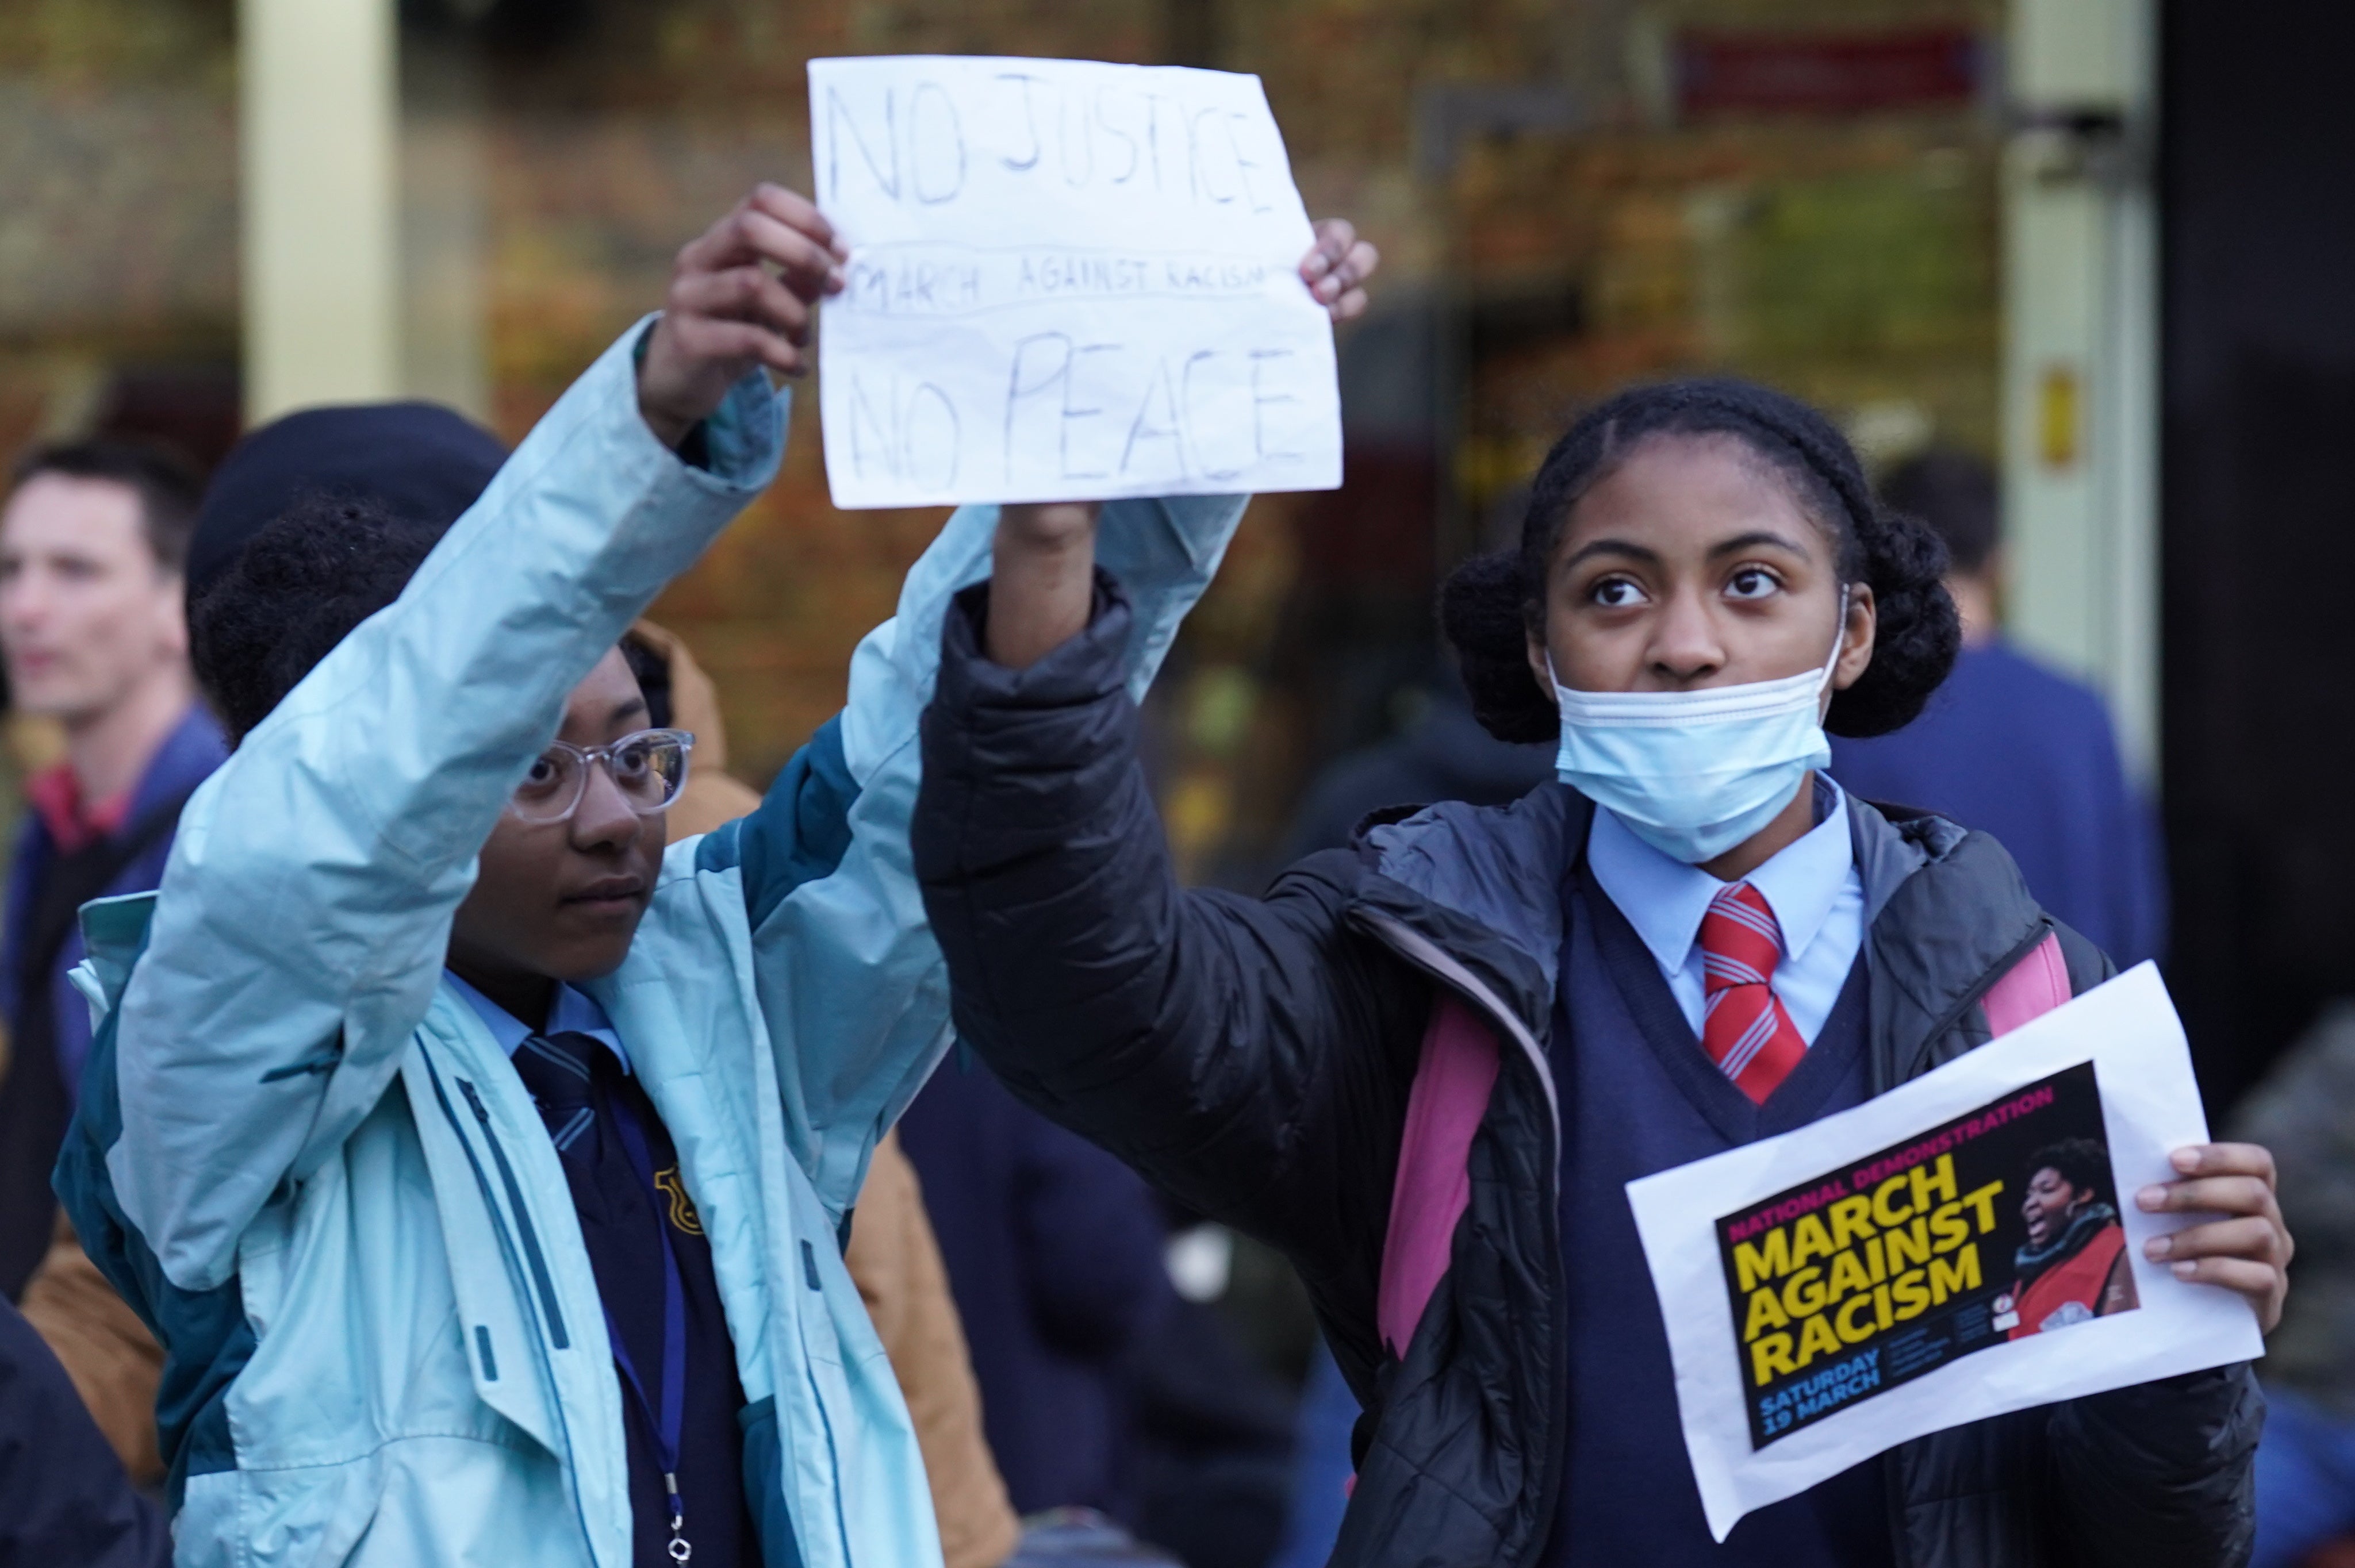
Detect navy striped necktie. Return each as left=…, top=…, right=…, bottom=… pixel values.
left=511, top=1031, right=607, bottom=1165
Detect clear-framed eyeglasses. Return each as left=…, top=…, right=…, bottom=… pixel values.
left=508, top=728, right=695, bottom=824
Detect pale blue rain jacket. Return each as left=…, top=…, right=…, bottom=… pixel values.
left=52, top=321, right=1245, bottom=1568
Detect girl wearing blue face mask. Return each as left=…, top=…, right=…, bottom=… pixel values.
left=910, top=379, right=2287, bottom=1568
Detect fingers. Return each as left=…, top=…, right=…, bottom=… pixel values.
left=661, top=312, right=806, bottom=381
left=677, top=185, right=848, bottom=302
left=2139, top=1172, right=2281, bottom=1220
left=746, top=182, right=845, bottom=260
left=2167, top=1142, right=2277, bottom=1184
left=2137, top=1139, right=2295, bottom=1328
left=670, top=266, right=814, bottom=349
left=2159, top=1254, right=2283, bottom=1304
left=658, top=183, right=846, bottom=387
left=1301, top=217, right=1356, bottom=279
left=1301, top=221, right=1380, bottom=321
left=736, top=207, right=849, bottom=300
left=1327, top=240, right=1377, bottom=321
left=2140, top=1143, right=2282, bottom=1224
left=2146, top=1215, right=2286, bottom=1269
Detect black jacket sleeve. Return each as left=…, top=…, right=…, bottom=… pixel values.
left=2046, top=1365, right=2262, bottom=1567
left=914, top=577, right=1428, bottom=1326
left=2048, top=923, right=2261, bottom=1567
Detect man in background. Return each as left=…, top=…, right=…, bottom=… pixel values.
left=1829, top=448, right=2168, bottom=967
left=0, top=440, right=223, bottom=1300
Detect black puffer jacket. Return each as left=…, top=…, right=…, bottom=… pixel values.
left=913, top=579, right=2262, bottom=1568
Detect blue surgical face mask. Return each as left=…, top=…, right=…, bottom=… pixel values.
left=1547, top=592, right=1848, bottom=864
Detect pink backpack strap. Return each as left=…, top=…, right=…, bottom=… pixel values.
left=1377, top=994, right=1501, bottom=1358
left=1981, top=931, right=2071, bottom=1037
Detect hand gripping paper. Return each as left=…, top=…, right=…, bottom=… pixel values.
left=1625, top=964, right=2264, bottom=1540
left=809, top=56, right=1343, bottom=508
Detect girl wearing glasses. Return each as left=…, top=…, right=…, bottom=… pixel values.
left=53, top=183, right=1378, bottom=1568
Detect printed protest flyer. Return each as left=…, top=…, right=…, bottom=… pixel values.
left=1723, top=1061, right=2130, bottom=1448
left=1627, top=964, right=2263, bottom=1540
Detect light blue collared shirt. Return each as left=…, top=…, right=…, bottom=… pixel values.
left=444, top=970, right=634, bottom=1075
left=1585, top=777, right=1864, bottom=1045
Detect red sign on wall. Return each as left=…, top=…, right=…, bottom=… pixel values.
left=1677, top=28, right=1984, bottom=118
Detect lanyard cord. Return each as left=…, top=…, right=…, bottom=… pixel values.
left=605, top=1087, right=694, bottom=1564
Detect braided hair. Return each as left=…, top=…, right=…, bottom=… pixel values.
left=1439, top=378, right=1960, bottom=744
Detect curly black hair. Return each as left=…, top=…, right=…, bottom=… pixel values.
left=189, top=491, right=447, bottom=744
left=2028, top=1137, right=2116, bottom=1210
left=1438, top=378, right=1960, bottom=744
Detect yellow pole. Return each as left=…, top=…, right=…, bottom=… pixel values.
left=2001, top=0, right=2158, bottom=782
left=240, top=0, right=399, bottom=424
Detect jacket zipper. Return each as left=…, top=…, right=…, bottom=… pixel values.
left=1351, top=909, right=1559, bottom=1146
left=1350, top=907, right=1571, bottom=1568
left=454, top=1077, right=572, bottom=1350
left=420, top=1050, right=609, bottom=1565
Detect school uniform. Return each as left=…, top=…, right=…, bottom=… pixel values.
left=1550, top=782, right=1889, bottom=1564
left=911, top=572, right=2263, bottom=1568
left=55, top=323, right=1249, bottom=1568
left=450, top=976, right=756, bottom=1566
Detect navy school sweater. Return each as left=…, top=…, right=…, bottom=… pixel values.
left=1546, top=868, right=1895, bottom=1567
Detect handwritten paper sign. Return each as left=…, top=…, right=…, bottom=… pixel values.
left=809, top=56, right=1342, bottom=508
left=1625, top=964, right=2262, bottom=1540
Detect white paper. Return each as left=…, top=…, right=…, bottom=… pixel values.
left=808, top=56, right=1341, bottom=508
left=1625, top=963, right=2264, bottom=1541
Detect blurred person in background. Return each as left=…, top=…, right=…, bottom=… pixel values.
left=899, top=1063, right=1175, bottom=1524
left=1279, top=662, right=1554, bottom=869
left=1279, top=486, right=1555, bottom=871
left=1267, top=1343, right=1355, bottom=1568
left=1829, top=449, right=2167, bottom=968
left=0, top=1294, right=168, bottom=1566
left=902, top=1059, right=1301, bottom=1568
left=10, top=400, right=509, bottom=1490
left=2229, top=1004, right=2355, bottom=1568
left=0, top=439, right=223, bottom=1308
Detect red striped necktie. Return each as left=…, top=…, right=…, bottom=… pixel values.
left=1700, top=882, right=1806, bottom=1104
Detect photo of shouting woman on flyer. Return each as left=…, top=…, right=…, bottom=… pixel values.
left=1998, top=1137, right=2139, bottom=1338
